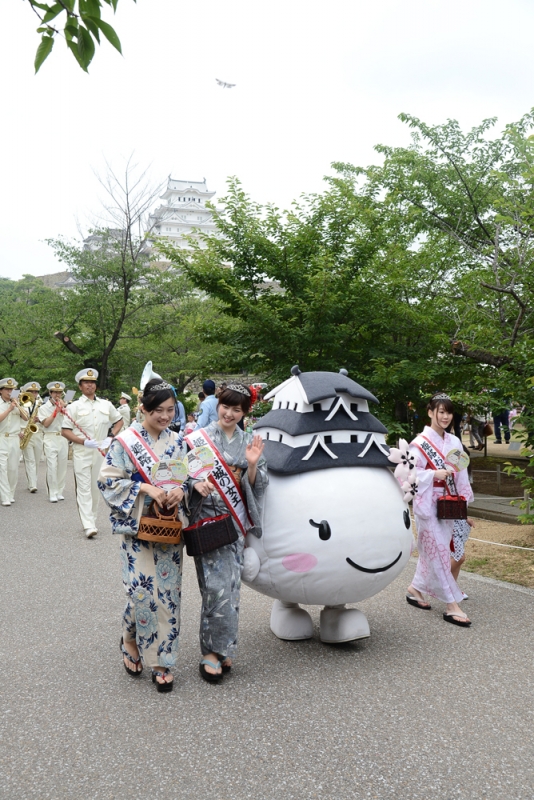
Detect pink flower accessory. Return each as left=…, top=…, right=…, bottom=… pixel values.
left=401, top=474, right=419, bottom=504
left=388, top=438, right=416, bottom=482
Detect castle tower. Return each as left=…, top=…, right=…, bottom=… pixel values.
left=148, top=177, right=218, bottom=250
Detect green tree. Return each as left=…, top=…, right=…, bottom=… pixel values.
left=27, top=0, right=132, bottom=73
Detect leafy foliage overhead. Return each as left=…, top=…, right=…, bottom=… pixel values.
left=27, top=0, right=132, bottom=73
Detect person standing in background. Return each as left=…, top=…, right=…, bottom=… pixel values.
left=169, top=395, right=186, bottom=433
left=38, top=381, right=69, bottom=503
left=196, top=380, right=218, bottom=428
left=0, top=378, right=28, bottom=506
left=61, top=368, right=123, bottom=538
left=20, top=382, right=44, bottom=494
left=118, top=393, right=131, bottom=428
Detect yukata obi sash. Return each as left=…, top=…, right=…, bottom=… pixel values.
left=185, top=427, right=253, bottom=537
left=412, top=434, right=467, bottom=521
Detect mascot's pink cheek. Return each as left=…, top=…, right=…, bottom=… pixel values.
left=282, top=553, right=318, bottom=573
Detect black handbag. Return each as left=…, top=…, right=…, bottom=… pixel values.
left=436, top=476, right=468, bottom=520
left=182, top=512, right=238, bottom=556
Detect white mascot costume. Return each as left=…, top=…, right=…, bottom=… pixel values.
left=242, top=367, right=413, bottom=643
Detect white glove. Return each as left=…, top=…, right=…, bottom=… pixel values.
left=84, top=438, right=100, bottom=449
left=100, top=437, right=112, bottom=450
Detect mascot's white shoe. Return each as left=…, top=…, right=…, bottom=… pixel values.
left=319, top=605, right=370, bottom=643
left=270, top=600, right=313, bottom=641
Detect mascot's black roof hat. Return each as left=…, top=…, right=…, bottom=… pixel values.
left=254, top=367, right=391, bottom=475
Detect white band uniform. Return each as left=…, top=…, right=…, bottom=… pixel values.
left=20, top=396, right=43, bottom=493
left=61, top=394, right=123, bottom=532
left=0, top=397, right=23, bottom=504
left=38, top=399, right=69, bottom=501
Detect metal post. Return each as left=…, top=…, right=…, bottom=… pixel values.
left=496, top=463, right=501, bottom=493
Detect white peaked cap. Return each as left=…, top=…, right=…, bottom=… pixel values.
left=0, top=377, right=18, bottom=389
left=75, top=368, right=99, bottom=382
left=22, top=382, right=41, bottom=391
left=121, top=392, right=131, bottom=401
left=47, top=381, right=66, bottom=392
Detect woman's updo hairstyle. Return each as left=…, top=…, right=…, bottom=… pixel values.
left=427, top=392, right=454, bottom=415
left=218, top=384, right=252, bottom=414
left=141, top=378, right=175, bottom=413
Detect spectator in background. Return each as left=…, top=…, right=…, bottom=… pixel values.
left=196, top=391, right=205, bottom=413
left=169, top=395, right=186, bottom=434
left=196, top=380, right=218, bottom=429
left=493, top=405, right=511, bottom=445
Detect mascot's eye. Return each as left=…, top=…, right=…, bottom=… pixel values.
left=309, top=519, right=331, bottom=541
left=403, top=509, right=411, bottom=530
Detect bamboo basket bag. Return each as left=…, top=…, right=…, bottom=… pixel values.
left=137, top=501, right=183, bottom=544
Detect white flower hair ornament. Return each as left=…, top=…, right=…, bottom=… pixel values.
left=388, top=438, right=416, bottom=482
left=401, top=475, right=419, bottom=504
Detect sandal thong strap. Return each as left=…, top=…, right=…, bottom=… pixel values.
left=121, top=643, right=141, bottom=665
left=152, top=668, right=171, bottom=678
left=200, top=658, right=221, bottom=670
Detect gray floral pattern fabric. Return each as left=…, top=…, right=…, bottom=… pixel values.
left=189, top=421, right=268, bottom=659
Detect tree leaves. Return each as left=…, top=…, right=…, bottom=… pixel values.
left=29, top=0, right=130, bottom=73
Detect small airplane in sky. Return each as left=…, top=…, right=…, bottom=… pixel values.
left=215, top=78, right=236, bottom=88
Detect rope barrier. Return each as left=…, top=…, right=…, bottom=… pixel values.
left=469, top=537, right=534, bottom=552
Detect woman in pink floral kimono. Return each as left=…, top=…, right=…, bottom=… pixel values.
left=406, top=393, right=474, bottom=627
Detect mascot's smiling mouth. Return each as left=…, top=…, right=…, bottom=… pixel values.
left=346, top=552, right=402, bottom=573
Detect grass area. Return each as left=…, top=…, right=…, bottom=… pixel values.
left=412, top=517, right=534, bottom=588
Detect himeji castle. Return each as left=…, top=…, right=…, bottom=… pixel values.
left=148, top=177, right=218, bottom=250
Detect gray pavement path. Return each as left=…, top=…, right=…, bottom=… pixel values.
left=1, top=462, right=534, bottom=799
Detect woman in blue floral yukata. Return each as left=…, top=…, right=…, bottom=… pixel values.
left=187, top=384, right=268, bottom=683
left=98, top=378, right=187, bottom=693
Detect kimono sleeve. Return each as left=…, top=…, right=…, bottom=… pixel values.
left=97, top=437, right=143, bottom=518
left=241, top=450, right=269, bottom=538
left=410, top=445, right=435, bottom=520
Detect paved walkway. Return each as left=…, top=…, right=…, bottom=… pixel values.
left=1, top=463, right=534, bottom=799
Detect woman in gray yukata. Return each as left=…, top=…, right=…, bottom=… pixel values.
left=98, top=378, right=187, bottom=693
left=188, top=384, right=267, bottom=683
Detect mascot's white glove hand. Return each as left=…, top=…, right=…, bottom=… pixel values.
left=84, top=438, right=100, bottom=449
left=242, top=547, right=261, bottom=582
left=100, top=437, right=112, bottom=450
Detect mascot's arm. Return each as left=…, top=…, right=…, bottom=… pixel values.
left=242, top=547, right=261, bottom=582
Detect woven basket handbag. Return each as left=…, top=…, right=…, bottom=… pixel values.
left=137, top=502, right=182, bottom=544
left=437, top=477, right=467, bottom=520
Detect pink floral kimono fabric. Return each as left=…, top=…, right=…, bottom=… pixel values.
left=410, top=426, right=473, bottom=604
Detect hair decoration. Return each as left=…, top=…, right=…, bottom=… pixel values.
left=432, top=392, right=451, bottom=401
left=146, top=381, right=173, bottom=393
left=226, top=383, right=251, bottom=397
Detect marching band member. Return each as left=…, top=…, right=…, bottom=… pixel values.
left=0, top=378, right=28, bottom=506
left=118, top=393, right=131, bottom=428
left=61, top=368, right=123, bottom=538
left=38, top=381, right=69, bottom=503
left=20, top=381, right=44, bottom=493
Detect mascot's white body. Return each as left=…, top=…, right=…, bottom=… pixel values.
left=243, top=368, right=412, bottom=643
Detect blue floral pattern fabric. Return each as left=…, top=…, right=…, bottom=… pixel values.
left=98, top=420, right=187, bottom=669
left=121, top=536, right=182, bottom=668
left=98, top=420, right=186, bottom=535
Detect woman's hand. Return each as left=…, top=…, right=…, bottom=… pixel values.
left=194, top=479, right=216, bottom=497
left=246, top=435, right=265, bottom=467
left=434, top=469, right=453, bottom=481
left=467, top=517, right=475, bottom=528
left=141, top=483, right=167, bottom=506
left=165, top=486, right=184, bottom=509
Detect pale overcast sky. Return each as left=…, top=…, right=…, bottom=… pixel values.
left=2, top=0, right=534, bottom=279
